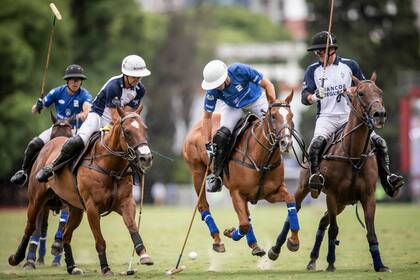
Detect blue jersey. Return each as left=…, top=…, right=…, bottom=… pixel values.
left=204, top=63, right=263, bottom=112
left=43, top=85, right=92, bottom=128
left=91, top=74, right=145, bottom=124
left=301, top=56, right=366, bottom=117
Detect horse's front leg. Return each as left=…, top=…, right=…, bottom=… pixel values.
left=325, top=195, right=339, bottom=272
left=192, top=168, right=224, bottom=253
left=362, top=195, right=390, bottom=272
left=244, top=204, right=265, bottom=257
left=119, top=196, right=153, bottom=266
left=267, top=183, right=301, bottom=261
left=62, top=206, right=84, bottom=275
left=85, top=200, right=114, bottom=276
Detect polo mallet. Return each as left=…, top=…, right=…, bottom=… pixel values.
left=320, top=0, right=335, bottom=88
left=166, top=159, right=212, bottom=275
left=122, top=174, right=145, bottom=276
left=39, top=3, right=62, bottom=103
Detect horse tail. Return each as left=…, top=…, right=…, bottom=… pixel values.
left=355, top=203, right=366, bottom=229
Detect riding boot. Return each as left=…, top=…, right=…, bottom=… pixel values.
left=10, top=137, right=44, bottom=185
left=371, top=134, right=404, bottom=198
left=308, top=136, right=327, bottom=199
left=206, top=127, right=231, bottom=192
left=36, top=135, right=85, bottom=183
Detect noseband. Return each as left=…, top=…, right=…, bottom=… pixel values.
left=265, top=102, right=293, bottom=146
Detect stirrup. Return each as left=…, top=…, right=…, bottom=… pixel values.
left=385, top=174, right=404, bottom=197
left=205, top=174, right=222, bottom=192
left=36, top=166, right=54, bottom=183
left=308, top=173, right=324, bottom=199
left=10, top=170, right=28, bottom=185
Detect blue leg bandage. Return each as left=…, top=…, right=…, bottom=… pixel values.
left=28, top=235, right=40, bottom=260
left=201, top=210, right=219, bottom=236
left=287, top=202, right=300, bottom=231
left=369, top=242, right=384, bottom=271
left=231, top=228, right=245, bottom=241
left=55, top=210, right=69, bottom=240
left=310, top=229, right=325, bottom=259
left=245, top=224, right=257, bottom=246
left=39, top=235, right=47, bottom=257
left=53, top=255, right=62, bottom=264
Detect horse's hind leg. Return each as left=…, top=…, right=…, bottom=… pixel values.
left=192, top=168, right=224, bottom=253
left=9, top=194, right=47, bottom=266
left=325, top=195, right=340, bottom=272
left=37, top=208, right=49, bottom=265
left=62, top=206, right=84, bottom=275
left=362, top=196, right=390, bottom=272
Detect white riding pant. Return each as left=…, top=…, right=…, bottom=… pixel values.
left=313, top=114, right=377, bottom=140
left=77, top=112, right=109, bottom=145
left=220, top=93, right=268, bottom=132
left=38, top=126, right=77, bottom=144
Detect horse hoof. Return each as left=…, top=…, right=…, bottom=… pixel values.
left=212, top=242, right=226, bottom=253
left=51, top=261, right=61, bottom=267
left=23, top=260, right=36, bottom=270
left=102, top=267, right=114, bottom=276
left=306, top=259, right=316, bottom=271
left=377, top=266, right=391, bottom=272
left=286, top=238, right=299, bottom=252
left=8, top=254, right=18, bottom=266
left=223, top=227, right=236, bottom=238
left=326, top=264, right=336, bottom=272
left=139, top=254, right=154, bottom=265
left=267, top=247, right=280, bottom=261
left=51, top=240, right=63, bottom=256
left=71, top=267, right=84, bottom=275
left=251, top=246, right=266, bottom=257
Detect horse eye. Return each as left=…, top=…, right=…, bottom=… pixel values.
left=358, top=92, right=364, bottom=97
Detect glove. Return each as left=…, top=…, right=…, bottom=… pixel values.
left=205, top=142, right=216, bottom=159
left=34, top=98, right=44, bottom=113
left=313, top=87, right=326, bottom=102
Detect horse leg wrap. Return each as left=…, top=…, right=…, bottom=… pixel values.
left=231, top=228, right=245, bottom=241
left=310, top=229, right=325, bottom=260
left=245, top=224, right=257, bottom=246
left=326, top=238, right=337, bottom=264
left=287, top=203, right=300, bottom=231
left=273, top=218, right=290, bottom=252
left=27, top=235, right=40, bottom=261
left=39, top=235, right=47, bottom=258
left=201, top=210, right=219, bottom=236
left=63, top=243, right=76, bottom=274
left=130, top=232, right=144, bottom=254
left=369, top=242, right=384, bottom=271
left=98, top=252, right=110, bottom=273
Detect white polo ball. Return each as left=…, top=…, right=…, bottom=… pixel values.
left=188, top=251, right=198, bottom=260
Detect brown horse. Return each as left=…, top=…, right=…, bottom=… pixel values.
left=22, top=113, right=73, bottom=269
left=9, top=105, right=153, bottom=276
left=183, top=91, right=300, bottom=257
left=269, top=73, right=391, bottom=272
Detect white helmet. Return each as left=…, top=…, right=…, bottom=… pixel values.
left=121, top=55, right=151, bottom=77
left=201, top=60, right=228, bottom=90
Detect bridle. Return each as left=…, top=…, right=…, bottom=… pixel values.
left=100, top=112, right=149, bottom=164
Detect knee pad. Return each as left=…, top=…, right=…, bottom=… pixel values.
left=62, top=135, right=84, bottom=155
left=310, top=136, right=327, bottom=150
left=213, top=127, right=231, bottom=145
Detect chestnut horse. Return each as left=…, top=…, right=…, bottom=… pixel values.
left=269, top=73, right=391, bottom=272
left=9, top=105, right=153, bottom=276
left=183, top=91, right=300, bottom=257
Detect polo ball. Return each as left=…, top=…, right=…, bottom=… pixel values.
left=188, top=251, right=198, bottom=260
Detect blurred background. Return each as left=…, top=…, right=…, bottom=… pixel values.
left=1, top=0, right=419, bottom=206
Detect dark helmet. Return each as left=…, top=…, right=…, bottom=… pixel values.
left=63, top=64, right=87, bottom=80
left=307, top=31, right=338, bottom=51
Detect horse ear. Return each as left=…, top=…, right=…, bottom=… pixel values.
left=352, top=75, right=360, bottom=86
left=135, top=103, right=143, bottom=114
left=370, top=72, right=377, bottom=82
left=116, top=106, right=124, bottom=118
left=50, top=111, right=57, bottom=124
left=285, top=90, right=294, bottom=104
left=346, top=86, right=357, bottom=97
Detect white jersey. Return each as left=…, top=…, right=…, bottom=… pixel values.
left=302, top=56, right=365, bottom=118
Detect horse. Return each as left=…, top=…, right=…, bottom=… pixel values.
left=183, top=91, right=300, bottom=257
left=269, top=73, right=392, bottom=272
left=9, top=105, right=154, bottom=276
left=23, top=113, right=73, bottom=269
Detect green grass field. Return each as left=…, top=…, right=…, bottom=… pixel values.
left=0, top=204, right=419, bottom=279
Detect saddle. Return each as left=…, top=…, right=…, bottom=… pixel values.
left=222, top=113, right=258, bottom=176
